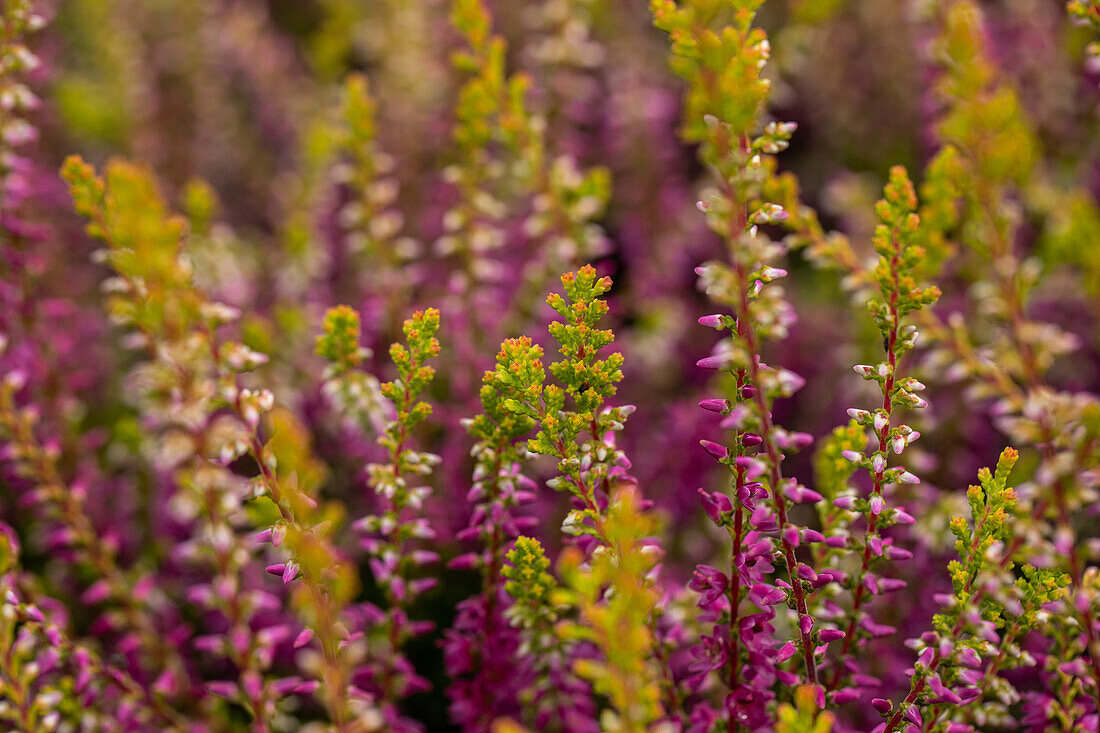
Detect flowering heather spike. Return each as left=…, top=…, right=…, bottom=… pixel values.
left=0, top=370, right=203, bottom=711
left=825, top=166, right=940, bottom=694
left=444, top=0, right=609, bottom=338
left=0, top=521, right=185, bottom=729
left=442, top=338, right=541, bottom=727
left=322, top=305, right=441, bottom=725
left=63, top=156, right=361, bottom=729
left=333, top=73, right=415, bottom=334
left=503, top=537, right=597, bottom=730
left=913, top=2, right=1100, bottom=718
left=494, top=269, right=670, bottom=723
left=494, top=266, right=629, bottom=546
left=882, top=449, right=1067, bottom=732
left=654, top=0, right=822, bottom=710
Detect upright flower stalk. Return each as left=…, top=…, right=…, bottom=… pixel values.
left=826, top=166, right=939, bottom=691
left=0, top=522, right=189, bottom=730
left=0, top=370, right=196, bottom=720
left=62, top=157, right=363, bottom=730
left=492, top=266, right=668, bottom=728
left=442, top=353, right=542, bottom=730
left=320, top=304, right=442, bottom=731
left=652, top=0, right=822, bottom=703
left=501, top=537, right=598, bottom=732
left=878, top=449, right=1066, bottom=733
left=921, top=3, right=1100, bottom=721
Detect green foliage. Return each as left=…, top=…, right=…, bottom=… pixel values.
left=944, top=448, right=1021, bottom=609
left=382, top=308, right=441, bottom=439
left=935, top=3, right=1038, bottom=191
left=776, top=686, right=836, bottom=733
left=559, top=488, right=666, bottom=732
left=650, top=0, right=771, bottom=146
left=869, top=166, right=942, bottom=335
left=501, top=534, right=587, bottom=732
left=889, top=448, right=1069, bottom=731
left=494, top=273, right=666, bottom=730
left=546, top=268, right=623, bottom=414
left=62, top=157, right=199, bottom=338
left=492, top=266, right=632, bottom=542
left=315, top=305, right=366, bottom=370
left=315, top=305, right=386, bottom=437
left=503, top=536, right=556, bottom=625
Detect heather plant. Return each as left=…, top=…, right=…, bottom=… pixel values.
left=2, top=0, right=1100, bottom=731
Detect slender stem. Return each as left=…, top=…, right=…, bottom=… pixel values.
left=728, top=476, right=745, bottom=696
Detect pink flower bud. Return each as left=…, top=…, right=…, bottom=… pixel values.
left=696, top=356, right=729, bottom=370
left=700, top=440, right=729, bottom=460
left=81, top=580, right=111, bottom=605
left=783, top=526, right=800, bottom=547
left=833, top=496, right=856, bottom=510
left=886, top=546, right=913, bottom=560
left=892, top=508, right=916, bottom=525
left=294, top=629, right=314, bottom=648
left=207, top=681, right=238, bottom=699
left=833, top=688, right=861, bottom=704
